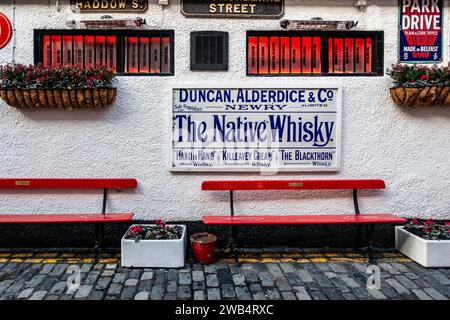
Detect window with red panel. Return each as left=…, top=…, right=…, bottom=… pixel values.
left=35, top=30, right=174, bottom=76
left=247, top=31, right=383, bottom=76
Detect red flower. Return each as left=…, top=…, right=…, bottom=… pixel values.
left=129, top=225, right=142, bottom=235
left=412, top=219, right=419, bottom=225
left=421, top=74, right=429, bottom=81
left=424, top=219, right=434, bottom=225
left=37, top=76, right=45, bottom=82
left=444, top=221, right=450, bottom=226
left=154, top=219, right=165, bottom=226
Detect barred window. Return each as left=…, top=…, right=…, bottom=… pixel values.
left=190, top=31, right=228, bottom=71
left=35, top=30, right=174, bottom=76
left=247, top=31, right=383, bottom=76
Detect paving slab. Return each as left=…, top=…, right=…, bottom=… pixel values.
left=0, top=250, right=448, bottom=301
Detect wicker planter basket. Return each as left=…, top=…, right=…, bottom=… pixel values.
left=0, top=88, right=117, bottom=110
left=390, top=86, right=450, bottom=107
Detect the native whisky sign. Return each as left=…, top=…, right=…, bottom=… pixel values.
left=181, top=0, right=284, bottom=18
left=70, top=0, right=148, bottom=12
left=171, top=87, right=341, bottom=172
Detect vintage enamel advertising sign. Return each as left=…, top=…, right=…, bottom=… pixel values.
left=171, top=87, right=341, bottom=172
left=399, top=0, right=443, bottom=63
left=181, top=0, right=284, bottom=18
left=0, top=12, right=12, bottom=49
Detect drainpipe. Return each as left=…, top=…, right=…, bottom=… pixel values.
left=11, top=0, right=16, bottom=65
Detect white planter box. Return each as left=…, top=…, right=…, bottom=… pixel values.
left=395, top=226, right=450, bottom=268
left=121, top=224, right=187, bottom=268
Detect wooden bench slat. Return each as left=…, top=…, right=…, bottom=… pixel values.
left=0, top=178, right=137, bottom=189
left=202, top=179, right=385, bottom=191
left=203, top=214, right=406, bottom=225
left=0, top=213, right=134, bottom=224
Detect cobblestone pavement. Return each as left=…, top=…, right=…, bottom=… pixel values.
left=0, top=249, right=449, bottom=300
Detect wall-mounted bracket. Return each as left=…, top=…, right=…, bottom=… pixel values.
left=355, top=0, right=368, bottom=12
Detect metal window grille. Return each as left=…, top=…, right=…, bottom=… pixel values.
left=247, top=30, right=383, bottom=77
left=34, top=29, right=175, bottom=76
left=190, top=31, right=228, bottom=71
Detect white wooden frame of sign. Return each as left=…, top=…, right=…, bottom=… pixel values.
left=169, top=84, right=342, bottom=172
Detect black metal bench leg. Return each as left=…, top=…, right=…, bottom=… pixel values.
left=98, top=188, right=108, bottom=256
left=353, top=188, right=366, bottom=255
left=355, top=225, right=363, bottom=250
left=94, top=224, right=100, bottom=263
left=366, top=224, right=375, bottom=263
left=231, top=225, right=239, bottom=263
left=100, top=224, right=106, bottom=251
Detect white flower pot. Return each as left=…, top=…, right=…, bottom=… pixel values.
left=121, top=224, right=187, bottom=268
left=395, top=226, right=450, bottom=268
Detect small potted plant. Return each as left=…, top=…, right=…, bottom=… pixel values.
left=121, top=220, right=187, bottom=268
left=387, top=63, right=450, bottom=107
left=395, top=219, right=450, bottom=267
left=0, top=63, right=117, bottom=110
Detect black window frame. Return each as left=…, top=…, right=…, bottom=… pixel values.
left=190, top=31, right=229, bottom=71
left=34, top=29, right=175, bottom=76
left=246, top=30, right=384, bottom=77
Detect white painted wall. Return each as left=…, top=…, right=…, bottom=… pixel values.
left=0, top=0, right=448, bottom=221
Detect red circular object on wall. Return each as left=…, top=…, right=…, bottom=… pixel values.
left=0, top=12, right=12, bottom=49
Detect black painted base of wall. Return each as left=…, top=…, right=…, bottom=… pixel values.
left=0, top=220, right=407, bottom=249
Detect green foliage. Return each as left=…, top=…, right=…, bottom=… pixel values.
left=386, top=63, right=450, bottom=87
left=0, top=64, right=116, bottom=89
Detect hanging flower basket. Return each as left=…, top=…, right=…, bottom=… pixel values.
left=387, top=63, right=450, bottom=107
left=0, top=64, right=117, bottom=110
left=390, top=86, right=450, bottom=107
left=0, top=88, right=117, bottom=110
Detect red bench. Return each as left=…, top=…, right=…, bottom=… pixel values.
left=202, top=179, right=406, bottom=262
left=0, top=178, right=137, bottom=261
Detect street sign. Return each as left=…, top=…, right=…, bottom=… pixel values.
left=70, top=0, right=148, bottom=13
left=181, top=0, right=284, bottom=18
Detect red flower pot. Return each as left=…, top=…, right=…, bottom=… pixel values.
left=190, top=233, right=217, bottom=265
